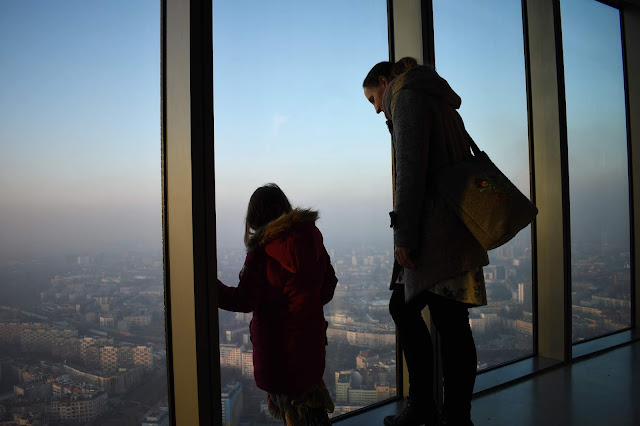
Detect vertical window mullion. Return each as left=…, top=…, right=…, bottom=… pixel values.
left=621, top=3, right=640, bottom=332
left=523, top=0, right=572, bottom=362
left=163, top=0, right=220, bottom=424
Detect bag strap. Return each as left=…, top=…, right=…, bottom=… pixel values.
left=466, top=131, right=481, bottom=156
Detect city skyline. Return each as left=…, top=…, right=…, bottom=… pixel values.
left=0, top=248, right=169, bottom=425
left=0, top=229, right=630, bottom=424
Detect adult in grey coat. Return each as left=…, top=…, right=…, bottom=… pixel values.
left=363, top=58, right=489, bottom=426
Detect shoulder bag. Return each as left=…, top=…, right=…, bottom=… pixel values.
left=435, top=135, right=538, bottom=251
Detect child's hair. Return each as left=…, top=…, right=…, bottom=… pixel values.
left=244, top=183, right=293, bottom=246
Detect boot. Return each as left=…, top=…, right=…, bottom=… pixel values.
left=383, top=397, right=437, bottom=426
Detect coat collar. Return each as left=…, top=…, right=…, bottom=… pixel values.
left=246, top=208, right=319, bottom=252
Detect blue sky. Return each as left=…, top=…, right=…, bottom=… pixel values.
left=212, top=0, right=391, bottom=248
left=0, top=1, right=161, bottom=258
left=0, top=0, right=630, bottom=260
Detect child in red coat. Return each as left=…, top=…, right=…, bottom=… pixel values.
left=217, top=183, right=337, bottom=426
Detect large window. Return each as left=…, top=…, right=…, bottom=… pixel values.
left=433, top=0, right=534, bottom=369
left=0, top=2, right=169, bottom=424
left=212, top=0, right=394, bottom=422
left=561, top=0, right=631, bottom=343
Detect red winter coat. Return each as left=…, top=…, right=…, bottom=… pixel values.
left=217, top=208, right=338, bottom=394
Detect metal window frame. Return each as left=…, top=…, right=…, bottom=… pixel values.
left=621, top=1, right=640, bottom=331
left=521, top=0, right=541, bottom=364
left=387, top=0, right=428, bottom=402
left=162, top=0, right=221, bottom=424
left=524, top=0, right=572, bottom=363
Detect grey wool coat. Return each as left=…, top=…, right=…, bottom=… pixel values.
left=383, top=65, right=489, bottom=303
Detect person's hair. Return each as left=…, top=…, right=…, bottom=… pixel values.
left=244, top=183, right=293, bottom=245
left=362, top=57, right=418, bottom=87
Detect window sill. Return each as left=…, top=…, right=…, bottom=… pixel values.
left=332, top=329, right=640, bottom=425
left=332, top=356, right=563, bottom=425
left=572, top=328, right=640, bottom=359
left=332, top=399, right=403, bottom=426
left=473, top=356, right=561, bottom=396
left=475, top=328, right=640, bottom=395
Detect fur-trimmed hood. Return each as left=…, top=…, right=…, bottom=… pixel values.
left=246, top=208, right=319, bottom=252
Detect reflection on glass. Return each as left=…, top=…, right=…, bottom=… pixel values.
left=561, top=0, right=631, bottom=343
left=433, top=0, right=534, bottom=369
left=0, top=1, right=168, bottom=424
left=213, top=0, right=393, bottom=422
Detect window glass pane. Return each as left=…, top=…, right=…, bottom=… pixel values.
left=433, top=0, right=534, bottom=369
left=0, top=1, right=168, bottom=424
left=561, top=0, right=631, bottom=343
left=213, top=0, right=393, bottom=422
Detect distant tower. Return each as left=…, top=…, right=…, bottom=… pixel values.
left=221, top=382, right=243, bottom=426
left=518, top=282, right=533, bottom=312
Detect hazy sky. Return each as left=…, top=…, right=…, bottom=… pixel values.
left=0, top=1, right=161, bottom=260
left=561, top=0, right=629, bottom=246
left=0, top=0, right=630, bottom=262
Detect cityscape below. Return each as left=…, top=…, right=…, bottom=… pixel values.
left=0, top=233, right=631, bottom=425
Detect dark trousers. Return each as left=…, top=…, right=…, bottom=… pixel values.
left=389, top=286, right=477, bottom=420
